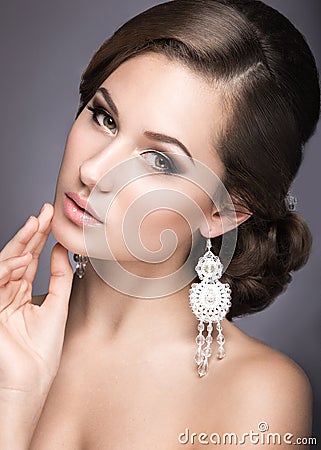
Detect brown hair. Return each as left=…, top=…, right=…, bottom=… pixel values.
left=76, top=0, right=320, bottom=319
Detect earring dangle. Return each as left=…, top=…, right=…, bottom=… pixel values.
left=73, top=254, right=89, bottom=279
left=189, top=238, right=232, bottom=377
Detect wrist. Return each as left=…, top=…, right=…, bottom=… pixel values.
left=0, top=387, right=50, bottom=449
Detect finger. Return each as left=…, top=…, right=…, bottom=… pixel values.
left=0, top=204, right=52, bottom=284
left=0, top=276, right=31, bottom=315
left=2, top=278, right=32, bottom=315
left=0, top=253, right=33, bottom=287
left=23, top=204, right=54, bottom=283
left=0, top=203, right=53, bottom=263
left=42, top=243, right=74, bottom=321
left=25, top=204, right=54, bottom=253
left=0, top=216, right=39, bottom=261
left=23, top=204, right=54, bottom=257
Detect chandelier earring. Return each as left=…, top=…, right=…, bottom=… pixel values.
left=189, top=238, right=232, bottom=377
left=73, top=254, right=89, bottom=279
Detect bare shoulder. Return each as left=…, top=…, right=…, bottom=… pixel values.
left=32, top=293, right=47, bottom=306
left=207, top=320, right=313, bottom=441
left=227, top=320, right=311, bottom=381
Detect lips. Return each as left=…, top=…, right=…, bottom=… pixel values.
left=63, top=192, right=102, bottom=226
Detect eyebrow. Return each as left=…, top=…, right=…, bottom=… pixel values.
left=96, top=87, right=194, bottom=163
left=144, top=131, right=194, bottom=163
left=96, top=87, right=119, bottom=118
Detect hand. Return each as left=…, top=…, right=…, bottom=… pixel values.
left=0, top=203, right=73, bottom=394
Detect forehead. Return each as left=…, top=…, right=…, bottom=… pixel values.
left=99, top=52, right=226, bottom=175
left=103, top=52, right=222, bottom=129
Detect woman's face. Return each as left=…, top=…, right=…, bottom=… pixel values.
left=52, top=52, right=228, bottom=269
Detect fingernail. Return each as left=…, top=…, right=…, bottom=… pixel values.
left=40, top=203, right=47, bottom=213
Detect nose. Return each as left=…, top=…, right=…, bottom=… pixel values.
left=79, top=141, right=127, bottom=192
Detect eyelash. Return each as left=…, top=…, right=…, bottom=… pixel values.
left=87, top=104, right=117, bottom=134
left=86, top=102, right=178, bottom=174
left=141, top=151, right=178, bottom=174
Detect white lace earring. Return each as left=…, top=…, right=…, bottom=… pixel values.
left=189, top=238, right=232, bottom=377
left=73, top=254, right=89, bottom=279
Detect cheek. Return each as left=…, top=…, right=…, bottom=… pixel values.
left=139, top=210, right=191, bottom=252
left=105, top=178, right=211, bottom=255
left=55, top=128, right=82, bottom=188
left=58, top=115, right=107, bottom=175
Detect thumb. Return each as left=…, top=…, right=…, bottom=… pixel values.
left=43, top=243, right=74, bottom=317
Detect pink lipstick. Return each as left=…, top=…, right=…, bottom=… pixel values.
left=63, top=192, right=102, bottom=226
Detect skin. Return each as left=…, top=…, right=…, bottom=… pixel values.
left=0, top=53, right=312, bottom=449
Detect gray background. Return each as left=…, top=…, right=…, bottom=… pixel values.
left=0, top=0, right=320, bottom=440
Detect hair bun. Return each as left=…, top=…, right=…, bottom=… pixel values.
left=274, top=212, right=312, bottom=272
left=218, top=212, right=312, bottom=319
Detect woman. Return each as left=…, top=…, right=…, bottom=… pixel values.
left=0, top=0, right=319, bottom=448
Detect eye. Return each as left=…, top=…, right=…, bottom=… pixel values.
left=141, top=151, right=178, bottom=174
left=87, top=105, right=117, bottom=135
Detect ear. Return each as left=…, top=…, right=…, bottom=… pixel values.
left=199, top=201, right=252, bottom=239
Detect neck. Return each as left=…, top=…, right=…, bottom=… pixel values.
left=65, top=259, right=199, bottom=348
